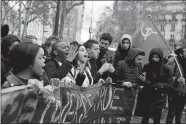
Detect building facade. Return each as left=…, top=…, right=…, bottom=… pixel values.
left=148, top=1, right=186, bottom=49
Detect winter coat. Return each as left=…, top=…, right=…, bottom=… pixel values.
left=1, top=56, right=11, bottom=85
left=114, top=34, right=133, bottom=67
left=135, top=48, right=173, bottom=117
left=166, top=56, right=186, bottom=97
left=2, top=74, right=29, bottom=88
left=44, top=58, right=72, bottom=80
left=138, top=48, right=173, bottom=109
left=113, top=48, right=144, bottom=87
left=101, top=34, right=133, bottom=68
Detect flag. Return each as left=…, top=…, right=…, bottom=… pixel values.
left=1, top=78, right=135, bottom=124
left=132, top=16, right=172, bottom=65
left=1, top=85, right=61, bottom=124
left=58, top=78, right=134, bottom=124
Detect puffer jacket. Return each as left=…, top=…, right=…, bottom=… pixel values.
left=113, top=48, right=144, bottom=87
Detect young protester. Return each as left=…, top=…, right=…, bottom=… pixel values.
left=1, top=34, right=21, bottom=84
left=113, top=48, right=145, bottom=122
left=114, top=34, right=133, bottom=66
left=138, top=48, right=173, bottom=124
left=44, top=42, right=78, bottom=80
left=2, top=42, right=47, bottom=88
left=62, top=45, right=93, bottom=87
left=96, top=33, right=113, bottom=69
left=166, top=47, right=186, bottom=124
left=83, top=39, right=115, bottom=84
left=41, top=36, right=60, bottom=59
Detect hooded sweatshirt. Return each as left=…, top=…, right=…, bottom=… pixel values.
left=114, top=48, right=145, bottom=86
left=143, top=48, right=173, bottom=88
left=141, top=48, right=173, bottom=108
left=114, top=34, right=132, bottom=66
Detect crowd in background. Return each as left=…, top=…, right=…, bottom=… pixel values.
left=1, top=24, right=186, bottom=123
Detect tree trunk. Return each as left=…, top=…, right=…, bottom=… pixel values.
left=18, top=1, right=21, bottom=38
left=22, top=1, right=33, bottom=38
left=59, top=1, right=67, bottom=40
left=53, top=0, right=60, bottom=36
left=1, top=1, right=7, bottom=24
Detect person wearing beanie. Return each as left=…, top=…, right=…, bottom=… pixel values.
left=1, top=34, right=21, bottom=85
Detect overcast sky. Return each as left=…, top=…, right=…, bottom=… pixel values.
left=80, top=1, right=114, bottom=43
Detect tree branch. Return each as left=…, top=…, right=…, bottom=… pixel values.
left=27, top=15, right=40, bottom=24
left=66, top=0, right=84, bottom=14
left=20, top=1, right=27, bottom=10
left=7, top=1, right=18, bottom=13
left=49, top=5, right=57, bottom=9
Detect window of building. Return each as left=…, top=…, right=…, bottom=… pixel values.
left=171, top=25, right=175, bottom=31
left=170, top=34, right=175, bottom=43
left=171, top=34, right=174, bottom=39
left=161, top=25, right=164, bottom=31
left=170, top=39, right=175, bottom=43
left=182, top=25, right=185, bottom=32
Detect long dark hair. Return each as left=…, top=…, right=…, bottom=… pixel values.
left=71, top=44, right=81, bottom=68
left=9, top=42, right=40, bottom=74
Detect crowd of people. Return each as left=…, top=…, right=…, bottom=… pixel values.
left=1, top=24, right=186, bottom=123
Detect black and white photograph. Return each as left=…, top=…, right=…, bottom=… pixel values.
left=1, top=0, right=186, bottom=124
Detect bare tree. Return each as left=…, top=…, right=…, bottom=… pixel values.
left=53, top=0, right=61, bottom=36
left=53, top=0, right=84, bottom=40
left=1, top=1, right=18, bottom=24
left=21, top=1, right=34, bottom=37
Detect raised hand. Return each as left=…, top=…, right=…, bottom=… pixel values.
left=108, top=63, right=115, bottom=73
left=66, top=44, right=79, bottom=62
left=98, top=63, right=111, bottom=75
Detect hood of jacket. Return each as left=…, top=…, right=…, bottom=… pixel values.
left=126, top=48, right=145, bottom=62
left=149, top=48, right=163, bottom=64
left=117, top=34, right=132, bottom=52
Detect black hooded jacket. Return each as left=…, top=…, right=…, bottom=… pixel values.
left=141, top=48, right=173, bottom=108
left=143, top=48, right=173, bottom=88
left=113, top=48, right=145, bottom=87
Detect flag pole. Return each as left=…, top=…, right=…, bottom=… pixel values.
left=148, top=15, right=183, bottom=78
